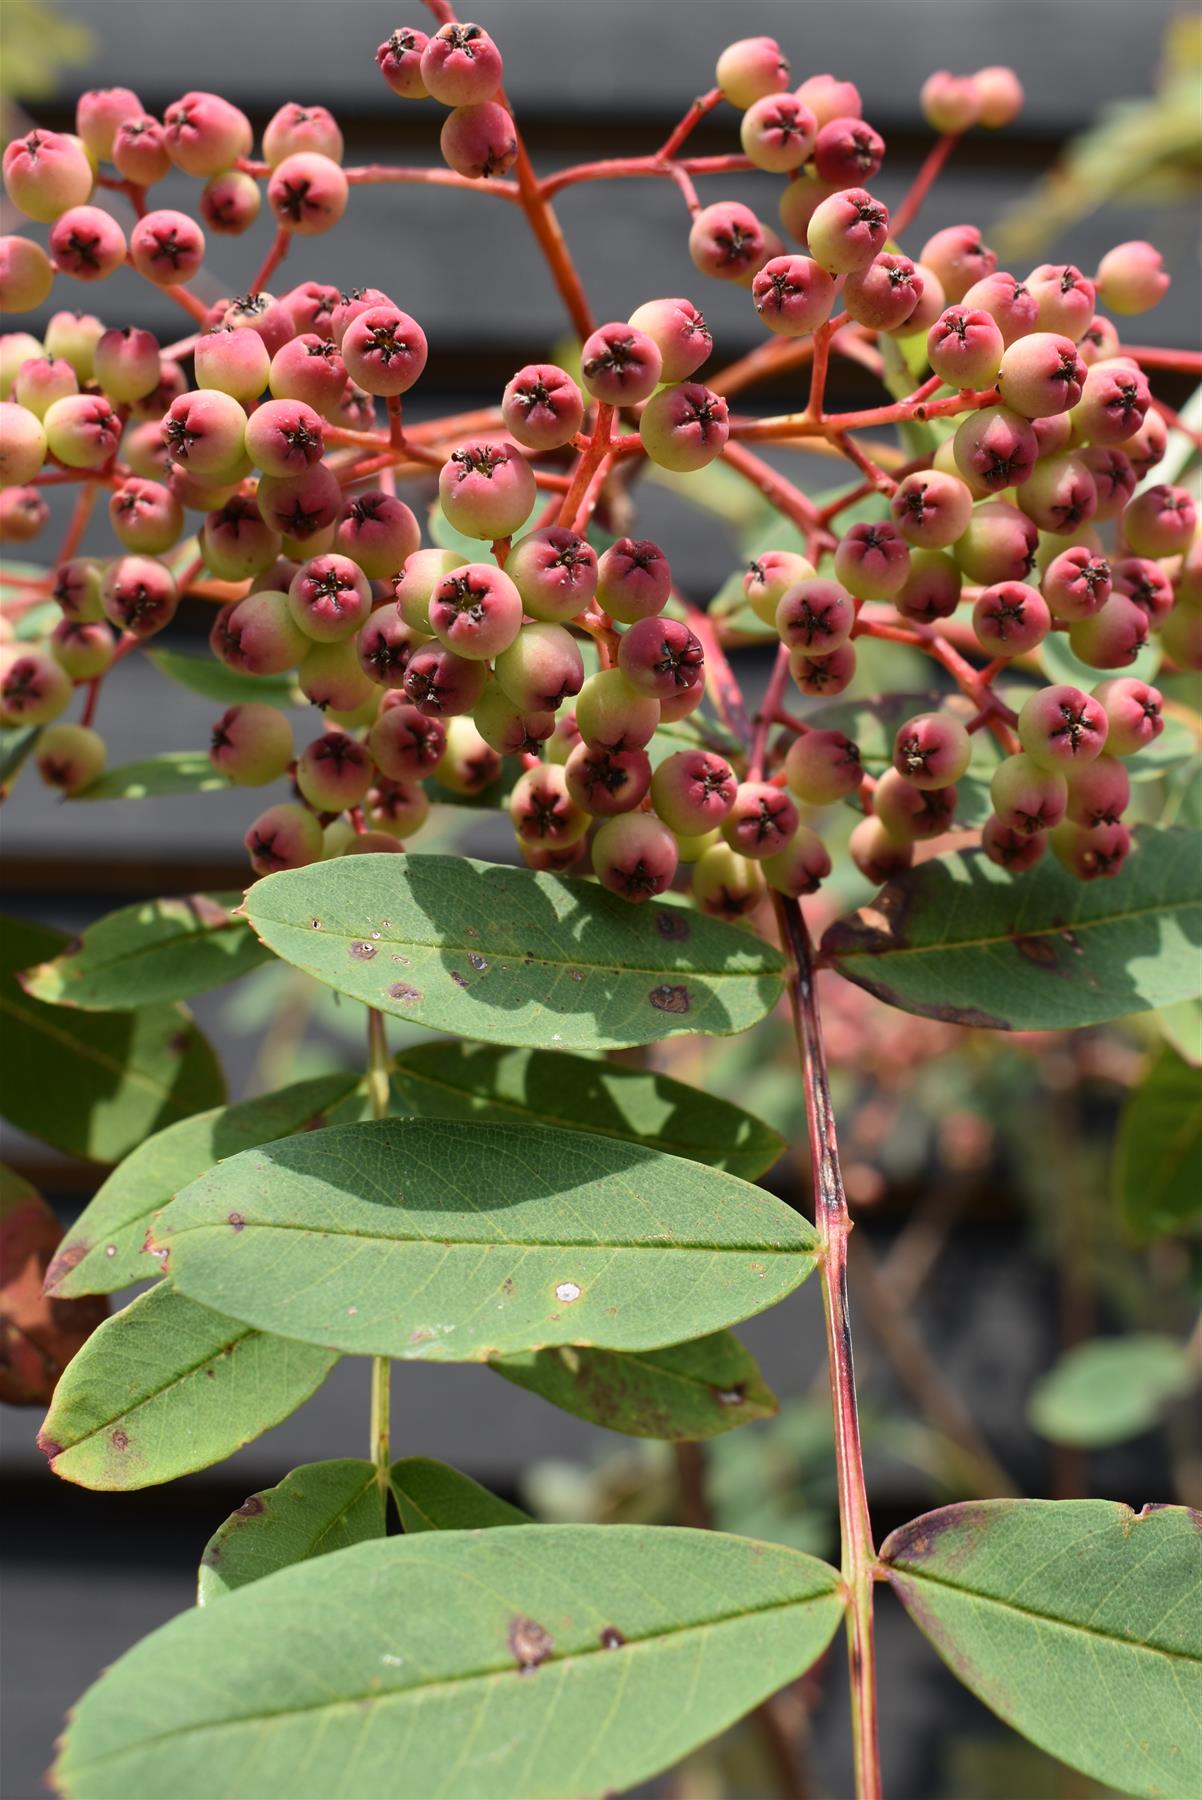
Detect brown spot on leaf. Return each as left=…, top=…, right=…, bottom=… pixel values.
left=168, top=1030, right=190, bottom=1056
left=1013, top=934, right=1058, bottom=968
left=649, top=984, right=690, bottom=1014
left=43, top=1238, right=90, bottom=1293
left=111, top=1429, right=129, bottom=1451
left=449, top=970, right=469, bottom=988
left=389, top=983, right=422, bottom=1003
left=655, top=910, right=689, bottom=941
left=500, top=1278, right=515, bottom=1296
left=509, top=1615, right=554, bottom=1673
left=235, top=1494, right=265, bottom=1518
left=349, top=941, right=377, bottom=960
left=599, top=1626, right=626, bottom=1649
left=37, top=1435, right=63, bottom=1460
left=468, top=952, right=488, bottom=972
left=228, top=1212, right=246, bottom=1232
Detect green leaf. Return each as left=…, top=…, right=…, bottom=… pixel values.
left=0, top=723, right=40, bottom=790
left=882, top=1499, right=1202, bottom=1800
left=19, top=893, right=273, bottom=1011
left=0, top=917, right=224, bottom=1164
left=45, top=1072, right=360, bottom=1299
left=152, top=1117, right=819, bottom=1361
left=1028, top=1336, right=1194, bottom=1447
left=1157, top=997, right=1202, bottom=1066
left=376, top=1042, right=784, bottom=1180
left=1117, top=1048, right=1202, bottom=1239
left=242, top=853, right=785, bottom=1051
left=822, top=829, right=1202, bottom=1030
left=55, top=1524, right=845, bottom=1800
left=390, top=1457, right=530, bottom=1532
left=198, top=1459, right=384, bottom=1603
left=71, top=751, right=230, bottom=801
left=37, top=1282, right=338, bottom=1490
left=491, top=1331, right=777, bottom=1440
left=147, top=647, right=296, bottom=709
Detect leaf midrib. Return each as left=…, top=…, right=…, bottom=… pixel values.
left=32, top=906, right=250, bottom=993
left=164, top=1218, right=815, bottom=1256
left=52, top=1321, right=264, bottom=1455
left=62, top=1585, right=842, bottom=1777
left=835, top=892, right=1202, bottom=964
left=890, top=1561, right=1202, bottom=1664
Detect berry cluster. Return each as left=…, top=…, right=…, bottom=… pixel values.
left=0, top=23, right=1196, bottom=912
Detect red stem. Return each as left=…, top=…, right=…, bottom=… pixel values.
left=558, top=404, right=614, bottom=530
left=252, top=226, right=291, bottom=293
left=890, top=132, right=959, bottom=239
left=721, top=441, right=835, bottom=558
left=345, top=162, right=521, bottom=203
left=749, top=643, right=791, bottom=781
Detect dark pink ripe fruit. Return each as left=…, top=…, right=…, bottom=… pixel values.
left=973, top=580, right=1051, bottom=656
left=688, top=201, right=767, bottom=281
left=893, top=712, right=972, bottom=789
left=510, top=764, right=588, bottom=849
left=329, top=288, right=393, bottom=347
left=639, top=381, right=730, bottom=472
left=982, top=815, right=1046, bottom=872
left=997, top=332, right=1086, bottom=419
left=650, top=749, right=737, bottom=836
left=438, top=439, right=536, bottom=541
left=955, top=500, right=1038, bottom=585
left=0, top=647, right=71, bottom=725
left=795, top=73, right=861, bottom=125
left=162, top=390, right=247, bottom=477
left=93, top=326, right=161, bottom=403
left=1080, top=447, right=1137, bottom=520
left=109, top=477, right=184, bottom=556
left=281, top=281, right=341, bottom=337
left=1068, top=594, right=1149, bottom=670
left=833, top=520, right=910, bottom=599
left=201, top=496, right=283, bottom=582
left=366, top=776, right=430, bottom=838
left=0, top=485, right=49, bottom=543
left=1051, top=819, right=1131, bottom=881
left=194, top=326, right=272, bottom=404
left=1018, top=684, right=1108, bottom=771
left=1122, top=409, right=1169, bottom=480
left=1064, top=755, right=1129, bottom=828
left=1091, top=678, right=1164, bottom=756
left=420, top=21, right=503, bottom=105
left=429, top=563, right=523, bottom=660
left=784, top=728, right=862, bottom=805
left=842, top=253, right=923, bottom=332
left=1027, top=263, right=1095, bottom=339
left=208, top=703, right=294, bottom=786
left=919, top=226, right=997, bottom=303
left=927, top=306, right=1004, bottom=388
left=617, top=616, right=705, bottom=701
left=99, top=556, right=179, bottom=639
left=43, top=393, right=121, bottom=470
left=403, top=644, right=488, bottom=717
left=901, top=261, right=947, bottom=334
left=740, top=93, right=817, bottom=173
left=564, top=741, right=652, bottom=817
left=506, top=526, right=597, bottom=624
left=440, top=102, right=516, bottom=180
left=627, top=298, right=712, bottom=382
left=920, top=70, right=982, bottom=133
left=960, top=271, right=1039, bottom=346
left=775, top=577, right=854, bottom=652
left=751, top=255, right=836, bottom=337
left=1096, top=240, right=1170, bottom=315
left=368, top=704, right=445, bottom=779
left=493, top=622, right=584, bottom=712
left=1123, top=484, right=1197, bottom=559
left=761, top=825, right=832, bottom=897
left=873, top=770, right=957, bottom=843
left=591, top=813, right=679, bottom=903
left=715, top=37, right=790, bottom=108
left=257, top=462, right=342, bottom=544
left=849, top=816, right=913, bottom=884
left=377, top=28, right=430, bottom=99
left=288, top=553, right=372, bottom=643
left=200, top=170, right=262, bottom=235
left=1018, top=453, right=1098, bottom=535
left=1043, top=547, right=1112, bottom=621
left=263, top=102, right=344, bottom=167
left=722, top=781, right=799, bottom=861
left=341, top=305, right=428, bottom=397
left=952, top=405, right=1037, bottom=493
left=48, top=206, right=126, bottom=281
left=574, top=669, right=659, bottom=752
left=813, top=115, right=884, bottom=185
left=270, top=335, right=348, bottom=417
left=596, top=539, right=671, bottom=625
left=789, top=642, right=858, bottom=695
left=128, top=210, right=205, bottom=286
left=268, top=153, right=349, bottom=235
left=890, top=470, right=974, bottom=549
left=501, top=362, right=583, bottom=451
left=296, top=729, right=373, bottom=811
left=112, top=115, right=171, bottom=186
left=895, top=550, right=962, bottom=624
left=580, top=323, right=663, bottom=405
left=806, top=188, right=889, bottom=275
left=163, top=90, right=252, bottom=176
left=1074, top=363, right=1150, bottom=445
left=3, top=129, right=93, bottom=223
left=989, top=753, right=1068, bottom=836
left=245, top=399, right=325, bottom=478
left=76, top=86, right=143, bottom=160
left=334, top=490, right=419, bottom=580
left=210, top=602, right=254, bottom=674
left=244, top=803, right=323, bottom=873
left=222, top=589, right=307, bottom=675
left=356, top=610, right=420, bottom=688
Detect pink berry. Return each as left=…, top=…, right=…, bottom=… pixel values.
left=46, top=205, right=124, bottom=281
left=952, top=405, right=1036, bottom=493
left=1095, top=241, right=1169, bottom=316
left=200, top=170, right=262, bottom=236
left=650, top=750, right=737, bottom=836
left=267, top=153, right=349, bottom=236
left=129, top=210, right=206, bottom=286
left=356, top=611, right=420, bottom=688
left=43, top=394, right=120, bottom=470
left=163, top=389, right=247, bottom=477
left=807, top=187, right=889, bottom=275
left=341, top=306, right=427, bottom=397
left=112, top=116, right=171, bottom=186
left=721, top=781, right=799, bottom=860
left=790, top=642, right=858, bottom=695
left=1122, top=484, right=1196, bottom=559
left=1079, top=447, right=1136, bottom=520
left=990, top=753, right=1068, bottom=836
left=743, top=551, right=815, bottom=624
left=973, top=580, right=1051, bottom=656
left=257, top=462, right=342, bottom=545
left=506, top=526, right=597, bottom=623
left=1027, top=263, right=1096, bottom=339
left=795, top=74, right=862, bottom=125
left=1017, top=453, right=1098, bottom=535
left=740, top=94, right=817, bottom=173
left=440, top=102, right=516, bottom=180
left=282, top=281, right=340, bottom=338
left=997, top=332, right=1086, bottom=419
left=574, top=668, right=660, bottom=752
left=224, top=589, right=307, bottom=674
left=715, top=37, right=790, bottom=109
left=688, top=201, right=767, bottom=282
left=334, top=491, right=418, bottom=581
left=927, top=306, right=1004, bottom=389
left=627, top=298, right=712, bottom=382
left=639, top=381, right=729, bottom=471
left=890, top=470, right=974, bottom=549
left=894, top=550, right=962, bottom=624
left=616, top=616, right=704, bottom=701
left=288, top=553, right=373, bottom=642
left=1042, top=547, right=1112, bottom=621
left=163, top=91, right=252, bottom=176
left=873, top=769, right=957, bottom=842
left=1073, top=362, right=1150, bottom=445
left=0, top=401, right=47, bottom=484
left=1017, top=684, right=1109, bottom=771
left=974, top=66, right=1024, bottom=128
left=1063, top=755, right=1130, bottom=828
left=438, top=439, right=535, bottom=540
left=92, top=326, right=160, bottom=404
left=368, top=704, right=445, bottom=779
left=420, top=21, right=504, bottom=106
left=955, top=499, right=1038, bottom=584
left=761, top=825, right=832, bottom=897
left=403, top=644, right=488, bottom=717
left=3, top=129, right=93, bottom=223
left=1068, top=594, right=1149, bottom=670
left=365, top=776, right=430, bottom=838
left=269, top=334, right=347, bottom=417
left=1123, top=409, right=1169, bottom=481
left=201, top=496, right=282, bottom=582
left=565, top=741, right=652, bottom=817
left=296, top=728, right=373, bottom=810
left=244, top=803, right=323, bottom=873
left=434, top=716, right=502, bottom=795
left=75, top=87, right=143, bottom=161
left=849, top=815, right=913, bottom=884
left=591, top=812, right=678, bottom=903
left=982, top=815, right=1046, bottom=872
left=245, top=398, right=325, bottom=478
left=195, top=325, right=270, bottom=407
left=960, top=271, right=1039, bottom=346
left=784, top=728, right=862, bottom=804
left=892, top=712, right=972, bottom=790
left=100, top=554, right=179, bottom=639
left=1078, top=315, right=1122, bottom=366
left=1050, top=819, right=1131, bottom=881
left=493, top=622, right=584, bottom=711
left=472, top=685, right=553, bottom=756
left=834, top=520, right=910, bottom=599
left=580, top=323, right=663, bottom=405
left=919, top=225, right=996, bottom=303
left=501, top=362, right=583, bottom=450
left=596, top=538, right=671, bottom=624
left=330, top=288, right=393, bottom=347
left=0, top=485, right=49, bottom=543
left=920, top=71, right=982, bottom=134
left=1090, top=678, right=1164, bottom=756
left=813, top=115, right=884, bottom=186
left=109, top=477, right=184, bottom=556
left=263, top=103, right=344, bottom=167
left=776, top=577, right=854, bottom=652
left=751, top=255, right=835, bottom=337
left=428, top=562, right=523, bottom=660
left=376, top=28, right=430, bottom=99
left=843, top=253, right=923, bottom=332
left=510, top=764, right=588, bottom=849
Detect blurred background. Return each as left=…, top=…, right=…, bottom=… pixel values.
left=2, top=2, right=1200, bottom=1796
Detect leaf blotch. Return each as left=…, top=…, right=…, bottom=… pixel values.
left=234, top=1494, right=265, bottom=1519
left=599, top=1625, right=626, bottom=1649
left=228, top=1212, right=246, bottom=1232
left=43, top=1237, right=90, bottom=1293
left=1013, top=934, right=1059, bottom=969
left=388, top=983, right=422, bottom=1003
left=349, top=941, right=377, bottom=961
left=656, top=911, right=689, bottom=941
left=111, top=1429, right=129, bottom=1451
left=714, top=1384, right=746, bottom=1407
left=649, top=984, right=690, bottom=1014
left=509, top=1615, right=554, bottom=1673
left=449, top=970, right=470, bottom=988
